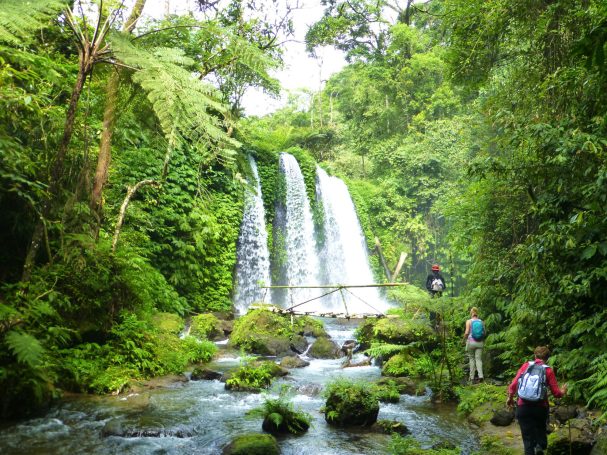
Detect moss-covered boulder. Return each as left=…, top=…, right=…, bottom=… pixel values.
left=223, top=433, right=280, bottom=455
left=372, top=381, right=400, bottom=403
left=295, top=316, right=327, bottom=338
left=468, top=401, right=500, bottom=427
left=372, top=317, right=435, bottom=345
left=190, top=367, right=222, bottom=381
left=224, top=361, right=287, bottom=393
left=230, top=309, right=294, bottom=356
left=190, top=313, right=222, bottom=340
left=548, top=418, right=594, bottom=455
left=591, top=432, right=607, bottom=455
left=309, top=336, right=341, bottom=359
left=280, top=356, right=310, bottom=369
left=376, top=376, right=421, bottom=395
left=371, top=419, right=410, bottom=435
left=262, top=412, right=310, bottom=435
left=381, top=353, right=416, bottom=377
left=323, top=379, right=380, bottom=427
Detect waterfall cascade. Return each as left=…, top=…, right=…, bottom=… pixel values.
left=274, top=153, right=322, bottom=307
left=234, top=154, right=388, bottom=314
left=316, top=167, right=387, bottom=314
left=233, top=156, right=272, bottom=313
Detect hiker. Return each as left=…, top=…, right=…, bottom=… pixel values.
left=507, top=346, right=567, bottom=455
left=425, top=264, right=445, bottom=298
left=463, top=307, right=485, bottom=383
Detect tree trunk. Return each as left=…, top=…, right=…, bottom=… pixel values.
left=90, top=0, right=147, bottom=219
left=112, top=179, right=158, bottom=252
left=22, top=52, right=91, bottom=281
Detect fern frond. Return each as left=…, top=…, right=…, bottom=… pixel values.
left=5, top=330, right=44, bottom=368
left=0, top=0, right=66, bottom=44
left=365, top=342, right=408, bottom=358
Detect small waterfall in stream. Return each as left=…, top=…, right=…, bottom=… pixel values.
left=316, top=167, right=387, bottom=314
left=233, top=156, right=271, bottom=313
left=272, top=153, right=322, bottom=308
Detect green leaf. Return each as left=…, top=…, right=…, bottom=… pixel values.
left=5, top=330, right=44, bottom=368
left=581, top=245, right=597, bottom=260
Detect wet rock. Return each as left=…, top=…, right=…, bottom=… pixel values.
left=548, top=418, right=594, bottom=455
left=289, top=335, right=308, bottom=354
left=490, top=408, right=515, bottom=426
left=297, top=383, right=322, bottom=396
left=324, top=382, right=380, bottom=427
left=223, top=433, right=280, bottom=455
left=190, top=368, right=222, bottom=381
left=309, top=336, right=341, bottom=359
left=590, top=431, right=607, bottom=455
left=341, top=340, right=357, bottom=353
left=371, top=420, right=410, bottom=435
left=376, top=376, right=420, bottom=395
left=342, top=356, right=371, bottom=368
left=468, top=401, right=499, bottom=427
left=262, top=413, right=310, bottom=435
left=431, top=441, right=457, bottom=450
left=280, top=356, right=310, bottom=369
left=554, top=405, right=579, bottom=424
left=297, top=316, right=327, bottom=338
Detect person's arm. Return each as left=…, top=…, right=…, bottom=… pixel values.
left=507, top=362, right=527, bottom=407
left=546, top=367, right=567, bottom=398
left=463, top=319, right=470, bottom=343
left=426, top=275, right=432, bottom=290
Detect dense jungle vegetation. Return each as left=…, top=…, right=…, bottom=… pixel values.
left=1, top=0, right=607, bottom=425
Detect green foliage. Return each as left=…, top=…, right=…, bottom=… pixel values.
left=372, top=381, right=401, bottom=403
left=323, top=377, right=380, bottom=426
left=230, top=309, right=293, bottom=353
left=248, top=385, right=312, bottom=435
left=225, top=359, right=277, bottom=392
left=182, top=336, right=217, bottom=364
left=0, top=0, right=66, bottom=45
left=476, top=436, right=516, bottom=455
left=382, top=353, right=416, bottom=377
left=389, top=435, right=460, bottom=455
left=190, top=313, right=220, bottom=339
left=455, top=383, right=505, bottom=415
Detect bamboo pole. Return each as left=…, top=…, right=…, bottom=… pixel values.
left=261, top=283, right=408, bottom=289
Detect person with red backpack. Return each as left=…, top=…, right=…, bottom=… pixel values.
left=425, top=264, right=446, bottom=298
left=463, top=307, right=485, bottom=383
left=507, top=346, right=568, bottom=455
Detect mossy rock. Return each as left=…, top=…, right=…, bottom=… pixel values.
left=381, top=353, right=415, bottom=377
left=151, top=312, right=183, bottom=334
left=547, top=419, right=594, bottom=455
left=354, top=319, right=375, bottom=349
left=190, top=313, right=222, bottom=340
left=230, top=310, right=294, bottom=355
left=376, top=376, right=421, bottom=395
left=372, top=419, right=410, bottom=435
left=591, top=432, right=607, bottom=455
left=280, top=356, right=310, bottom=368
left=324, top=380, right=380, bottom=427
left=223, top=433, right=280, bottom=455
left=290, top=334, right=309, bottom=354
left=262, top=414, right=310, bottom=435
left=309, top=336, right=341, bottom=359
left=468, top=401, right=500, bottom=427
left=372, top=382, right=400, bottom=403
left=295, top=316, right=327, bottom=337
left=372, top=317, right=435, bottom=345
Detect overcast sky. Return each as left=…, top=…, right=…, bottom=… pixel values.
left=141, top=0, right=346, bottom=116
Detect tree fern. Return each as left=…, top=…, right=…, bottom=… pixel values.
left=365, top=342, right=410, bottom=358
left=109, top=34, right=240, bottom=167
left=5, top=330, right=44, bottom=368
left=0, top=0, right=66, bottom=44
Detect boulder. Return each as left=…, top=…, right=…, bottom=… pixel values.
left=309, top=336, right=341, bottom=359
left=381, top=353, right=415, bottom=377
left=490, top=408, right=515, bottom=427
left=590, top=431, right=607, bottom=455
left=371, top=420, right=410, bottom=435
left=262, top=414, right=310, bottom=435
left=223, top=433, right=280, bottom=455
left=289, top=335, right=309, bottom=354
left=190, top=368, right=222, bottom=381
left=296, top=316, right=327, bottom=338
left=468, top=401, right=500, bottom=427
left=554, top=405, right=579, bottom=424
left=372, top=317, right=435, bottom=347
left=376, top=376, right=420, bottom=395
left=101, top=419, right=192, bottom=438
left=548, top=418, right=594, bottom=455
left=230, top=310, right=294, bottom=355
left=280, top=356, right=310, bottom=369
left=324, top=381, right=380, bottom=427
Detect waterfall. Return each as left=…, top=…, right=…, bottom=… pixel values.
left=273, top=153, right=321, bottom=308
left=316, top=166, right=387, bottom=314
left=233, top=156, right=271, bottom=313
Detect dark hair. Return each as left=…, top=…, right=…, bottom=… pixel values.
left=534, top=346, right=550, bottom=361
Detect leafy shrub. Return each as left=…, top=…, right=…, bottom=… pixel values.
left=373, top=381, right=401, bottom=403
left=182, top=336, right=217, bottom=363
left=190, top=313, right=220, bottom=339
left=389, top=435, right=460, bottom=455
left=225, top=359, right=277, bottom=392
left=230, top=309, right=293, bottom=353
left=383, top=353, right=416, bottom=377
left=455, top=383, right=505, bottom=415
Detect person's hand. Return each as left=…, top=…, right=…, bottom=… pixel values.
left=562, top=383, right=568, bottom=395
left=506, top=395, right=515, bottom=409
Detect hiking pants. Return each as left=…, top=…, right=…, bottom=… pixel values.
left=465, top=339, right=484, bottom=380
left=516, top=405, right=549, bottom=455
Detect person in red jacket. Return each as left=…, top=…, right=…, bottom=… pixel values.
left=507, top=346, right=567, bottom=455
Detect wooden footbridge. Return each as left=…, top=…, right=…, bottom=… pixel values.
left=252, top=283, right=408, bottom=319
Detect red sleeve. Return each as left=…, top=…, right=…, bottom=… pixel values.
left=546, top=366, right=564, bottom=398
left=508, top=362, right=529, bottom=396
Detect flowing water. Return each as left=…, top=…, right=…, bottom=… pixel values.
left=0, top=320, right=478, bottom=455
left=233, top=156, right=272, bottom=313
left=272, top=153, right=322, bottom=309
left=315, top=167, right=387, bottom=315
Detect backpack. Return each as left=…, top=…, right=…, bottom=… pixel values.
left=471, top=319, right=484, bottom=341
left=431, top=278, right=444, bottom=292
left=517, top=362, right=548, bottom=402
